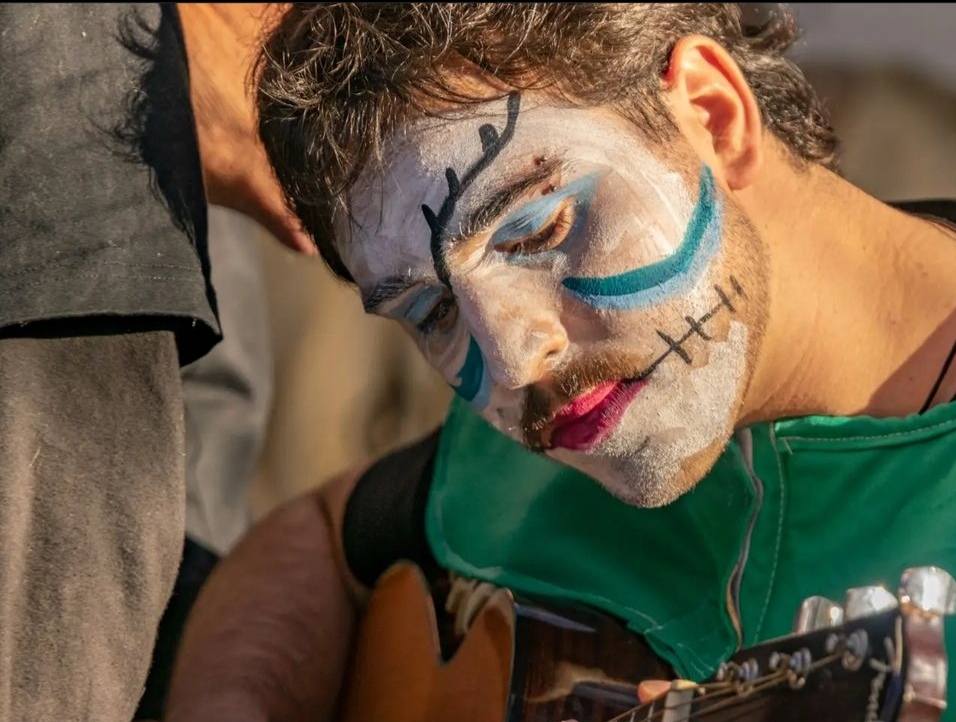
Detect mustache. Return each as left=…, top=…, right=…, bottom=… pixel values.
left=520, top=350, right=642, bottom=451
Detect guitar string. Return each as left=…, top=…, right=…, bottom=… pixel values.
left=601, top=651, right=843, bottom=722
left=643, top=652, right=843, bottom=722
left=602, top=674, right=781, bottom=722
left=674, top=652, right=844, bottom=722
left=605, top=679, right=773, bottom=722
left=635, top=673, right=792, bottom=722
left=676, top=675, right=794, bottom=722
left=602, top=685, right=738, bottom=722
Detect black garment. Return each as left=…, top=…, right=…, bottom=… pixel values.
left=0, top=3, right=219, bottom=363
left=0, top=5, right=220, bottom=718
left=136, top=537, right=220, bottom=721
left=343, top=430, right=442, bottom=588
left=341, top=200, right=956, bottom=588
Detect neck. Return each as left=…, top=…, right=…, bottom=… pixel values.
left=739, top=148, right=956, bottom=424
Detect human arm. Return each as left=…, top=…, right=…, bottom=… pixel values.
left=176, top=3, right=315, bottom=256
left=164, top=430, right=441, bottom=721
left=163, top=469, right=363, bottom=722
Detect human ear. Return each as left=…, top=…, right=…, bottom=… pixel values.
left=662, top=35, right=763, bottom=190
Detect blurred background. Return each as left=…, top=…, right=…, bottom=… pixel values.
left=201, top=3, right=956, bottom=525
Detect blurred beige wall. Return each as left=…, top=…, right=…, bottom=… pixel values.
left=249, top=237, right=450, bottom=516
left=802, top=65, right=956, bottom=200
left=248, top=52, right=956, bottom=517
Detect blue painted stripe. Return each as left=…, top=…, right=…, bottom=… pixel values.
left=491, top=173, right=599, bottom=250
left=562, top=166, right=722, bottom=310
left=571, top=202, right=723, bottom=310
left=453, top=335, right=489, bottom=409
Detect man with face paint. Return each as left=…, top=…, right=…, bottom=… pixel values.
left=342, top=93, right=761, bottom=508
left=166, top=5, right=956, bottom=720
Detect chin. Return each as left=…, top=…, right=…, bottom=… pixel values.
left=549, top=430, right=730, bottom=509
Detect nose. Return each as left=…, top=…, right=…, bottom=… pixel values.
left=461, top=299, right=569, bottom=391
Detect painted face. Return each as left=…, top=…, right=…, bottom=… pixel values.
left=340, top=93, right=766, bottom=506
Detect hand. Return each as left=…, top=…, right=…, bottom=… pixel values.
left=637, top=679, right=674, bottom=703
left=178, top=3, right=317, bottom=255
left=559, top=679, right=689, bottom=722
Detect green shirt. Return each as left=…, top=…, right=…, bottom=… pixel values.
left=426, top=397, right=956, bottom=715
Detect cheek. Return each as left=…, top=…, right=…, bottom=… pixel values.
left=562, top=167, right=720, bottom=313
left=602, top=269, right=721, bottom=341
left=420, top=320, right=470, bottom=385
left=571, top=172, right=689, bottom=274
left=419, top=319, right=493, bottom=410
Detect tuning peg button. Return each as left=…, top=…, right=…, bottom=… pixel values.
left=900, top=566, right=956, bottom=616
left=844, top=585, right=898, bottom=621
left=794, top=596, right=844, bottom=633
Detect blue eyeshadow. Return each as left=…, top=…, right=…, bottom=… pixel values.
left=401, top=286, right=444, bottom=326
left=490, top=173, right=599, bottom=250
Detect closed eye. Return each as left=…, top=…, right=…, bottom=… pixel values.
left=415, top=293, right=456, bottom=335
left=494, top=201, right=574, bottom=257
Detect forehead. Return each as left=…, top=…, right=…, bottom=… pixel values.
left=339, top=95, right=673, bottom=291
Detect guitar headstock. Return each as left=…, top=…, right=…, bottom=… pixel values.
left=637, top=567, right=956, bottom=722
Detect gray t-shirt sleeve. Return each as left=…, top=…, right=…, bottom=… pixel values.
left=0, top=331, right=185, bottom=722
left=0, top=4, right=219, bottom=364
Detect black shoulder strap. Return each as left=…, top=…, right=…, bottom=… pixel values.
left=891, top=199, right=956, bottom=228
left=343, top=429, right=442, bottom=587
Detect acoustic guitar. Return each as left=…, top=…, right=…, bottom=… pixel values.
left=339, top=562, right=955, bottom=722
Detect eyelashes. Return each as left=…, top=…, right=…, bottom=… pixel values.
left=415, top=293, right=456, bottom=335
left=493, top=201, right=575, bottom=257
left=489, top=172, right=599, bottom=260
left=414, top=200, right=573, bottom=335
left=412, top=175, right=593, bottom=337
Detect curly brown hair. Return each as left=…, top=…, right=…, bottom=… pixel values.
left=256, top=3, right=837, bottom=280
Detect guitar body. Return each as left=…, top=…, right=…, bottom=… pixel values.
left=340, top=563, right=671, bottom=722
left=340, top=562, right=949, bottom=722
left=339, top=563, right=514, bottom=722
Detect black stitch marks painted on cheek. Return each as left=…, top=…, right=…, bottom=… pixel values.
left=713, top=283, right=736, bottom=313
left=421, top=92, right=522, bottom=287
left=656, top=330, right=693, bottom=364
left=635, top=277, right=746, bottom=382
left=729, top=274, right=746, bottom=298
left=684, top=315, right=712, bottom=341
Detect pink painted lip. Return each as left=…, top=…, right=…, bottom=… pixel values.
left=549, top=378, right=648, bottom=452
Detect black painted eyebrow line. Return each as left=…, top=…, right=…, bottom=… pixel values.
left=449, top=156, right=564, bottom=246
left=362, top=275, right=424, bottom=313
left=423, top=92, right=521, bottom=287
left=363, top=158, right=564, bottom=312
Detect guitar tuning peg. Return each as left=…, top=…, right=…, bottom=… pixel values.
left=844, top=585, right=899, bottom=620
left=793, top=596, right=844, bottom=633
left=899, top=566, right=956, bottom=616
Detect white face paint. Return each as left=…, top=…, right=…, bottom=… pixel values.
left=339, top=93, right=763, bottom=506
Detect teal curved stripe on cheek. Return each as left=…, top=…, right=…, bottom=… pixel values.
left=561, top=166, right=722, bottom=310
left=453, top=336, right=490, bottom=409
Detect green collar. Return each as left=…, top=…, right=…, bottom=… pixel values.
left=426, top=399, right=956, bottom=679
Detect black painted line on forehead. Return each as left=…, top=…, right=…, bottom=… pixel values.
left=421, top=92, right=522, bottom=287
